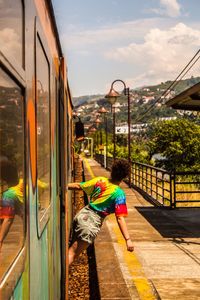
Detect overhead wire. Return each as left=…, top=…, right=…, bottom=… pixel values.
left=133, top=49, right=200, bottom=123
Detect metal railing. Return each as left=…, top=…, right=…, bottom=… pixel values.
left=172, top=171, right=200, bottom=208
left=132, top=162, right=172, bottom=207
left=95, top=154, right=200, bottom=208
left=95, top=153, right=104, bottom=167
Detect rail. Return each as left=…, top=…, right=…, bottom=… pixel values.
left=132, top=161, right=172, bottom=207
left=95, top=154, right=200, bottom=208
left=172, top=171, right=200, bottom=208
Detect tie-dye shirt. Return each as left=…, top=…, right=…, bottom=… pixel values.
left=80, top=176, right=127, bottom=217
left=0, top=179, right=24, bottom=219
left=0, top=179, right=47, bottom=219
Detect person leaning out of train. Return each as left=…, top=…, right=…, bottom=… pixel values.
left=68, top=159, right=134, bottom=266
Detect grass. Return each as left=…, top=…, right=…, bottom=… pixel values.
left=132, top=167, right=200, bottom=207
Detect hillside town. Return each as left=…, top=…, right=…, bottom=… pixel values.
left=73, top=80, right=181, bottom=134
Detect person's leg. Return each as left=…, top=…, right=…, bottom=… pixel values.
left=68, top=239, right=90, bottom=266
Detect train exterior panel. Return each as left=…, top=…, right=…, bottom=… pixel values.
left=0, top=1, right=73, bottom=299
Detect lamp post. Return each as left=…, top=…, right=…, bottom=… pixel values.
left=98, top=106, right=108, bottom=168
left=95, top=117, right=101, bottom=153
left=105, top=92, right=117, bottom=161
left=105, top=80, right=131, bottom=185
left=88, top=125, right=96, bottom=145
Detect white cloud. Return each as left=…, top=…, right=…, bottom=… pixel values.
left=105, top=23, right=200, bottom=88
left=152, top=0, right=181, bottom=18
left=0, top=28, right=21, bottom=59
left=62, top=18, right=170, bottom=51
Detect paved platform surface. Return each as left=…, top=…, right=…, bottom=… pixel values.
left=83, top=158, right=200, bottom=300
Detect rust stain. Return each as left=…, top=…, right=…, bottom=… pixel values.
left=27, top=96, right=36, bottom=189
left=51, top=101, right=55, bottom=151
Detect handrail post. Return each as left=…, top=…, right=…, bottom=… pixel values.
left=170, top=172, right=175, bottom=209
left=128, top=161, right=131, bottom=186
left=173, top=171, right=176, bottom=209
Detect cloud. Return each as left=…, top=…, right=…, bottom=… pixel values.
left=61, top=18, right=170, bottom=51
left=0, top=28, right=21, bottom=60
left=105, top=23, right=200, bottom=88
left=151, top=0, right=181, bottom=18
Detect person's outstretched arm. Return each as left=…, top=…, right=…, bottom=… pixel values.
left=116, top=216, right=134, bottom=252
left=0, top=218, right=14, bottom=250
left=68, top=182, right=82, bottom=190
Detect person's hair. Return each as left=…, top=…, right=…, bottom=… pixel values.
left=0, top=160, right=19, bottom=186
left=111, top=159, right=130, bottom=182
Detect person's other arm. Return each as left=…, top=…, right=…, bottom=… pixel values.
left=68, top=182, right=82, bottom=190
left=0, top=218, right=14, bottom=250
left=116, top=216, right=134, bottom=252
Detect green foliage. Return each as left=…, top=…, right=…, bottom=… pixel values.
left=106, top=137, right=149, bottom=163
left=147, top=118, right=200, bottom=172
left=130, top=142, right=149, bottom=163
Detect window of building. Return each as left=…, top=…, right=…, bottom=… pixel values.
left=0, top=67, right=25, bottom=280
left=0, top=0, right=24, bottom=67
left=36, top=35, right=51, bottom=229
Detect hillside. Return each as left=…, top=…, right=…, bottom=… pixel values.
left=72, top=76, right=200, bottom=108
left=73, top=76, right=200, bottom=128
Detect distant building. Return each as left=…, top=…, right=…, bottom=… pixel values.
left=142, top=95, right=155, bottom=103
left=115, top=123, right=149, bottom=134
left=158, top=117, right=177, bottom=121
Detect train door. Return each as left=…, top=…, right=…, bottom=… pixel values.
left=0, top=1, right=28, bottom=299
left=57, top=73, right=67, bottom=299
left=29, top=17, right=53, bottom=300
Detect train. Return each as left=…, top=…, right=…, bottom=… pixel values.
left=0, top=0, right=74, bottom=299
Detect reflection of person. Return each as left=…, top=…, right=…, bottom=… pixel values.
left=0, top=160, right=48, bottom=250
left=68, top=159, right=134, bottom=266
left=0, top=161, right=23, bottom=250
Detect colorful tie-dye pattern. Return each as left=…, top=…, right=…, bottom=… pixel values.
left=80, top=177, right=128, bottom=217
left=0, top=179, right=24, bottom=219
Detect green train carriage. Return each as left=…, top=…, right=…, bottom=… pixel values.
left=0, top=1, right=73, bottom=299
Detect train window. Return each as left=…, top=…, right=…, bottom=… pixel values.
left=0, top=0, right=24, bottom=68
left=36, top=35, right=51, bottom=227
left=0, top=67, right=25, bottom=280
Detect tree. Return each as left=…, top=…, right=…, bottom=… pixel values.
left=147, top=118, right=200, bottom=172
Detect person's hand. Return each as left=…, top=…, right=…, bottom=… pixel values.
left=126, top=239, right=134, bottom=252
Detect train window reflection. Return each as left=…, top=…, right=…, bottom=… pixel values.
left=0, top=68, right=25, bottom=280
left=0, top=0, right=24, bottom=67
left=36, top=36, right=50, bottom=221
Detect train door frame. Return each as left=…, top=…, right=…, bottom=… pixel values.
left=0, top=0, right=27, bottom=297
left=0, top=38, right=27, bottom=300
left=58, top=63, right=67, bottom=299
left=28, top=16, right=52, bottom=300
left=34, top=19, right=52, bottom=236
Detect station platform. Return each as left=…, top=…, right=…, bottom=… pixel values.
left=83, top=158, right=200, bottom=300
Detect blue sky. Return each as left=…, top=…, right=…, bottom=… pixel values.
left=52, top=0, right=200, bottom=97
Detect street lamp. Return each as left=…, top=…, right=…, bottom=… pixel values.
left=94, top=117, right=102, bottom=153
left=105, top=91, right=118, bottom=161
left=105, top=79, right=131, bottom=184
left=88, top=126, right=97, bottom=133
left=98, top=106, right=108, bottom=168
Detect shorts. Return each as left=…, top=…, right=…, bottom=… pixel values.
left=0, top=196, right=22, bottom=219
left=70, top=205, right=105, bottom=244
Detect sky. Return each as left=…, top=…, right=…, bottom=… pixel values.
left=52, top=0, right=200, bottom=97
